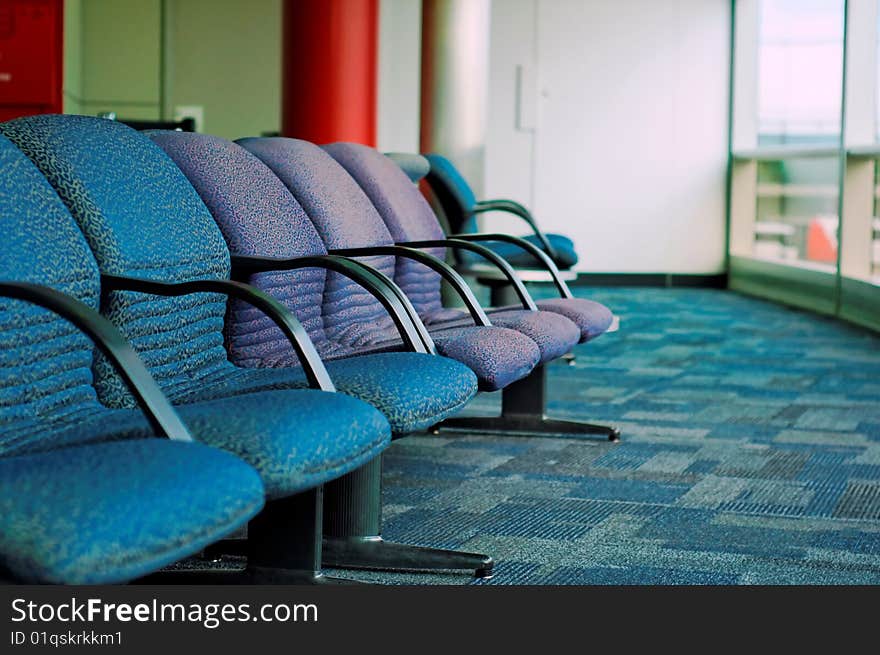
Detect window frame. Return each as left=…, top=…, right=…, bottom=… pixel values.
left=728, top=0, right=880, bottom=332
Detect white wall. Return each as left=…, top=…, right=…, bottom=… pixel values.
left=377, top=0, right=731, bottom=273
left=485, top=0, right=537, bottom=208
left=488, top=0, right=730, bottom=273
left=377, top=0, right=423, bottom=152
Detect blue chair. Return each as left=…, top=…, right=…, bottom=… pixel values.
left=326, top=142, right=621, bottom=442
left=1, top=114, right=489, bottom=578
left=0, top=115, right=401, bottom=583
left=0, top=133, right=265, bottom=584
left=421, top=152, right=579, bottom=270
left=148, top=130, right=494, bottom=576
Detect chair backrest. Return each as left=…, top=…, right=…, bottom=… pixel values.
left=424, top=153, right=478, bottom=234
left=97, top=112, right=198, bottom=133
left=0, top=114, right=233, bottom=407
left=322, top=142, right=449, bottom=317
left=148, top=131, right=334, bottom=364
left=237, top=137, right=436, bottom=329
left=385, top=152, right=431, bottom=183
left=0, top=133, right=103, bottom=455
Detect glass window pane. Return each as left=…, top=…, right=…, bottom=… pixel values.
left=877, top=0, right=880, bottom=142
left=757, top=0, right=844, bottom=145
left=872, top=163, right=880, bottom=282
left=754, top=157, right=839, bottom=270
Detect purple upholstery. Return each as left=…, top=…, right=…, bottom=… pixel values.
left=321, top=142, right=585, bottom=358
left=534, top=297, right=614, bottom=342
left=148, top=131, right=424, bottom=361
left=147, top=131, right=336, bottom=363
left=235, top=136, right=399, bottom=349
left=148, top=131, right=480, bottom=434
left=237, top=137, right=541, bottom=390
left=321, top=142, right=447, bottom=317
left=324, top=142, right=612, bottom=345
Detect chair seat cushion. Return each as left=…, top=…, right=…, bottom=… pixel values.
left=174, top=390, right=390, bottom=497
left=461, top=234, right=579, bottom=269
left=478, top=309, right=580, bottom=363
left=323, top=317, right=541, bottom=391
left=422, top=308, right=580, bottom=365
left=2, top=388, right=389, bottom=500
left=323, top=353, right=477, bottom=433
left=0, top=439, right=264, bottom=584
left=428, top=324, right=540, bottom=391
left=168, top=356, right=477, bottom=437
left=532, top=297, right=615, bottom=343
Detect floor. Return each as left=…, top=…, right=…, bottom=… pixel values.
left=342, top=286, right=880, bottom=584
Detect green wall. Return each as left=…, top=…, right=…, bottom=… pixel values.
left=64, top=0, right=281, bottom=138
left=62, top=0, right=82, bottom=114
left=167, top=0, right=281, bottom=138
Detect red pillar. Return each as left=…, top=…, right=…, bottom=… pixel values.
left=281, top=0, right=378, bottom=146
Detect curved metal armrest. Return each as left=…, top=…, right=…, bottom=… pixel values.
left=0, top=281, right=192, bottom=441
left=103, top=275, right=335, bottom=392
left=471, top=199, right=558, bottom=260
left=397, top=239, right=538, bottom=311
left=230, top=254, right=434, bottom=354
left=448, top=233, right=574, bottom=299
left=329, top=246, right=490, bottom=326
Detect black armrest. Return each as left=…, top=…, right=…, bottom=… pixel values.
left=329, top=245, right=490, bottom=326
left=396, top=239, right=538, bottom=311
left=103, top=275, right=335, bottom=392
left=471, top=199, right=559, bottom=261
left=0, top=281, right=192, bottom=441
left=230, top=254, right=435, bottom=354
left=447, top=233, right=574, bottom=299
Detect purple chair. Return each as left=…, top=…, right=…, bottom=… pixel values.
left=237, top=136, right=554, bottom=393
left=149, top=131, right=492, bottom=577
left=321, top=142, right=620, bottom=441
left=239, top=137, right=619, bottom=442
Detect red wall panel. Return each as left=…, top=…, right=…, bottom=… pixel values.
left=0, top=0, right=63, bottom=121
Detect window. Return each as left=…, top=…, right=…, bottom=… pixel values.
left=730, top=0, right=880, bottom=331
left=755, top=157, right=839, bottom=268
left=757, top=0, right=844, bottom=146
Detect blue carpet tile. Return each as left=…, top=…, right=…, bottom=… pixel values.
left=347, top=286, right=880, bottom=585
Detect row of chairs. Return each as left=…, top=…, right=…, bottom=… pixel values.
left=395, top=151, right=580, bottom=271
left=0, top=114, right=616, bottom=584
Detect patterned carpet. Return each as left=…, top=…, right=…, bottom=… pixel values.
left=342, top=286, right=880, bottom=585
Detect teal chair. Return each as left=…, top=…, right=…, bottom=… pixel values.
left=0, top=116, right=399, bottom=584
left=0, top=133, right=266, bottom=584
left=1, top=114, right=490, bottom=579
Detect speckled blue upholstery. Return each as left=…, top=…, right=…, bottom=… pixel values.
left=237, top=136, right=541, bottom=391
left=0, top=440, right=264, bottom=584
left=424, top=153, right=478, bottom=231
left=172, top=388, right=390, bottom=495
left=0, top=132, right=265, bottom=584
left=0, top=114, right=392, bottom=481
left=323, top=142, right=586, bottom=358
left=481, top=233, right=579, bottom=270
left=0, top=132, right=105, bottom=455
left=0, top=115, right=233, bottom=410
left=425, top=152, right=580, bottom=269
